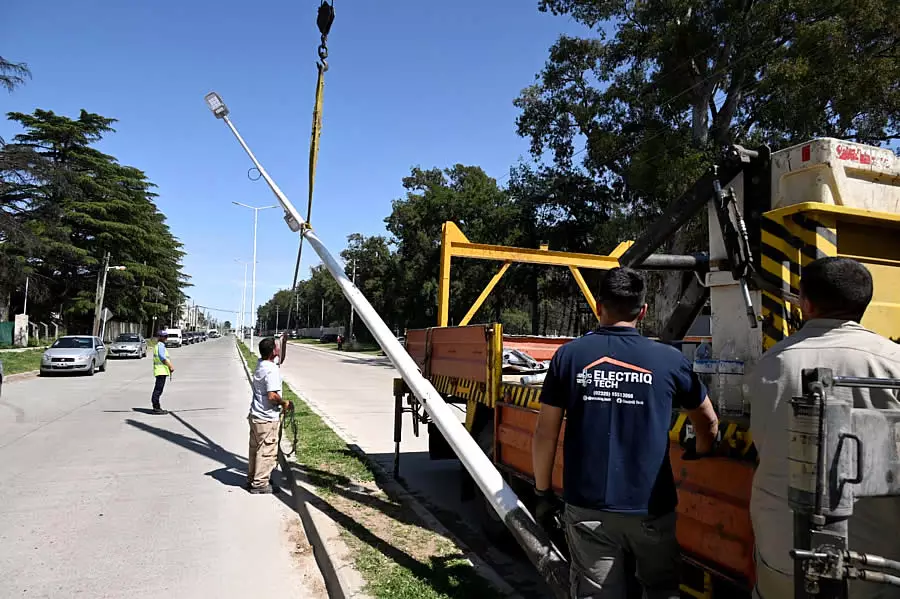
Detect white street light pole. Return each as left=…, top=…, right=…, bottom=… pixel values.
left=235, top=259, right=249, bottom=338
left=204, top=92, right=570, bottom=594
left=95, top=255, right=127, bottom=340
left=233, top=201, right=277, bottom=352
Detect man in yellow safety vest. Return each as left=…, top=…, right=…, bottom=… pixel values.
left=152, top=330, right=176, bottom=415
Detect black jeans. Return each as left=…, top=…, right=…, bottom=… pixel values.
left=151, top=375, right=167, bottom=409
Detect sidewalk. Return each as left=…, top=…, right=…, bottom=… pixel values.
left=0, top=338, right=324, bottom=598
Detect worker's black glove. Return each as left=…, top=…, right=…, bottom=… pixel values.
left=534, top=488, right=561, bottom=532
left=682, top=436, right=716, bottom=461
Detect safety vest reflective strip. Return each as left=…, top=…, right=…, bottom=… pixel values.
left=153, top=344, right=170, bottom=376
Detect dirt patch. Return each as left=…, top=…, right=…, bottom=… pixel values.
left=284, top=512, right=328, bottom=598
left=317, top=478, right=503, bottom=598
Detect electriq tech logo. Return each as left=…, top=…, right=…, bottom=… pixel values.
left=577, top=357, right=653, bottom=406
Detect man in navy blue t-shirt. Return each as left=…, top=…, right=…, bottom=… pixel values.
left=533, top=267, right=719, bottom=598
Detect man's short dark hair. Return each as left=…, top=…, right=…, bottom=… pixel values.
left=800, top=257, right=872, bottom=321
left=259, top=337, right=276, bottom=360
left=598, top=267, right=646, bottom=321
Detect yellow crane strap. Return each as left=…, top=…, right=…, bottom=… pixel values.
left=282, top=0, right=334, bottom=368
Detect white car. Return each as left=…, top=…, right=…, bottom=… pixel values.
left=165, top=328, right=183, bottom=347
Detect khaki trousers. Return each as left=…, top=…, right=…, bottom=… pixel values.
left=248, top=417, right=280, bottom=489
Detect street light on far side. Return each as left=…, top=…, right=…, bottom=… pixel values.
left=204, top=91, right=229, bottom=119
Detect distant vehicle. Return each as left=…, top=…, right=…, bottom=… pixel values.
left=207, top=329, right=219, bottom=339
left=201, top=332, right=208, bottom=341
left=41, top=335, right=108, bottom=376
left=165, top=328, right=183, bottom=347
left=320, top=333, right=339, bottom=343
left=186, top=332, right=196, bottom=344
left=109, top=333, right=147, bottom=359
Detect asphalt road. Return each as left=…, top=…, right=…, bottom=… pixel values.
left=0, top=337, right=323, bottom=599
left=279, top=342, right=548, bottom=596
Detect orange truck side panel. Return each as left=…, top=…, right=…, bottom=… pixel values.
left=496, top=403, right=756, bottom=585
left=406, top=326, right=493, bottom=383
left=502, top=335, right=571, bottom=361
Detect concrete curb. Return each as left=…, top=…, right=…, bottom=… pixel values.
left=4, top=370, right=39, bottom=383
left=275, top=344, right=521, bottom=598
left=235, top=339, right=369, bottom=599
left=287, top=341, right=386, bottom=363
left=240, top=339, right=521, bottom=598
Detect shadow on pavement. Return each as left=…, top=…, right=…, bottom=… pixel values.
left=291, top=462, right=498, bottom=598
left=125, top=411, right=501, bottom=598
left=103, top=407, right=225, bottom=414
left=336, top=358, right=396, bottom=369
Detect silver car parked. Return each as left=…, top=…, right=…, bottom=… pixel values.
left=109, top=333, right=147, bottom=359
left=40, top=335, right=108, bottom=376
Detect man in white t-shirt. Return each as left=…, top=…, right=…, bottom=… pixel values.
left=247, top=337, right=291, bottom=494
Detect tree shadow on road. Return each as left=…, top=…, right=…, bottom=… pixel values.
left=335, top=357, right=396, bottom=369
left=125, top=411, right=507, bottom=598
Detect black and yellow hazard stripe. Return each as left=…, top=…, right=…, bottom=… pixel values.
left=669, top=412, right=755, bottom=458
left=760, top=207, right=837, bottom=350
left=500, top=384, right=553, bottom=410
left=429, top=374, right=490, bottom=407
left=500, top=383, right=543, bottom=410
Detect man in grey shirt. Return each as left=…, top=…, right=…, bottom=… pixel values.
left=746, top=257, right=900, bottom=598
left=247, top=337, right=291, bottom=494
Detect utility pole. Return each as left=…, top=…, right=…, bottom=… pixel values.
left=22, top=276, right=29, bottom=316
left=232, top=202, right=276, bottom=351
left=93, top=252, right=111, bottom=336
left=275, top=305, right=280, bottom=333
left=321, top=297, right=324, bottom=330
left=348, top=259, right=357, bottom=345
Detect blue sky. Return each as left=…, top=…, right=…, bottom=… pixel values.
left=2, top=0, right=589, bottom=324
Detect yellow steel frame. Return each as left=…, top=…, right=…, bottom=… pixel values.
left=438, top=221, right=623, bottom=327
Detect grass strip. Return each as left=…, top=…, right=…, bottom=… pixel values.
left=236, top=338, right=500, bottom=599
left=1, top=348, right=44, bottom=375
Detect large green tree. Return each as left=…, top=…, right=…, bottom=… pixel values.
left=515, top=0, right=900, bottom=331
left=0, top=56, right=30, bottom=94
left=385, top=165, right=524, bottom=330
left=518, top=0, right=900, bottom=205
left=0, top=109, right=188, bottom=332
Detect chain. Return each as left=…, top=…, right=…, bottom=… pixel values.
left=316, top=0, right=335, bottom=71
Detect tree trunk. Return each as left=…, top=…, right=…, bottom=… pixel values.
left=0, top=290, right=9, bottom=322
